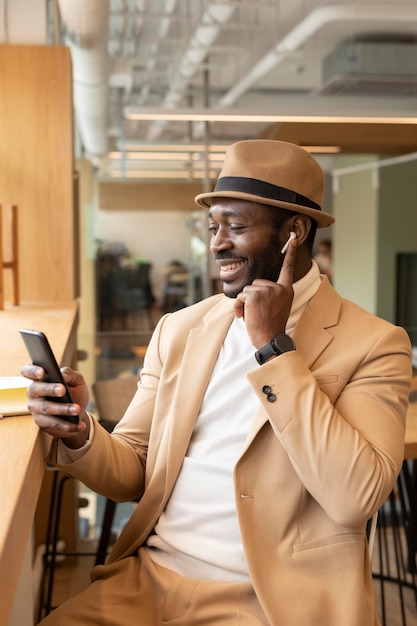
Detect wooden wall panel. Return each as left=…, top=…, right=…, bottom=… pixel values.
left=262, top=121, right=417, bottom=154
left=99, top=180, right=206, bottom=211
left=0, top=45, right=76, bottom=302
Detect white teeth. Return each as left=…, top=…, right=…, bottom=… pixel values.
left=222, top=262, right=243, bottom=271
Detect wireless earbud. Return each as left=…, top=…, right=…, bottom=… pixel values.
left=280, top=231, right=296, bottom=254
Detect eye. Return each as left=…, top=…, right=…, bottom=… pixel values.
left=229, top=224, right=246, bottom=232
left=208, top=223, right=218, bottom=235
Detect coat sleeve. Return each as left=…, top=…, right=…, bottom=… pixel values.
left=246, top=323, right=412, bottom=527
left=47, top=314, right=170, bottom=502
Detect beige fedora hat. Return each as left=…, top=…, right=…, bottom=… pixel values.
left=195, top=139, right=334, bottom=228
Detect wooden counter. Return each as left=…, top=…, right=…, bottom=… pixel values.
left=0, top=301, right=78, bottom=626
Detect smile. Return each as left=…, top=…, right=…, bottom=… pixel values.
left=220, top=261, right=245, bottom=271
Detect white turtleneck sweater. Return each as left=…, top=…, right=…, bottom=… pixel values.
left=145, top=261, right=322, bottom=581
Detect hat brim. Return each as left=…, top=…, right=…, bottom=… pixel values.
left=195, top=190, right=334, bottom=229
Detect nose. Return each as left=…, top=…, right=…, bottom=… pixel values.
left=210, top=226, right=233, bottom=255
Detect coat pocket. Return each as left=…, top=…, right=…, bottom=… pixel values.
left=292, top=532, right=363, bottom=553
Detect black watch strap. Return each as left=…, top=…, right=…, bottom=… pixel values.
left=255, top=333, right=295, bottom=365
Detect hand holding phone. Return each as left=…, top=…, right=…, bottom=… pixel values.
left=19, top=328, right=79, bottom=424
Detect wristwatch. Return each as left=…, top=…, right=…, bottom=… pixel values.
left=255, top=333, right=296, bottom=365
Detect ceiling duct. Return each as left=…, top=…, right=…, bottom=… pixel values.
left=320, top=41, right=417, bottom=96
left=146, top=1, right=236, bottom=142
left=217, top=3, right=417, bottom=108
left=57, top=0, right=110, bottom=162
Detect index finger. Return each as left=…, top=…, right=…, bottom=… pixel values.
left=278, top=239, right=297, bottom=288
left=20, top=363, right=45, bottom=381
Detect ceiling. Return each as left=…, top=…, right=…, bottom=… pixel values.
left=2, top=0, right=417, bottom=181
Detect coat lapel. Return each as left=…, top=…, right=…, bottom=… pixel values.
left=111, top=296, right=235, bottom=562
left=293, top=276, right=341, bottom=367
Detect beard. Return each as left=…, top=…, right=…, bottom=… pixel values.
left=222, top=233, right=284, bottom=299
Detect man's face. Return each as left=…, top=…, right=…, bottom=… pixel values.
left=208, top=198, right=287, bottom=298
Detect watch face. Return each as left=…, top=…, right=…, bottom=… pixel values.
left=273, top=333, right=296, bottom=353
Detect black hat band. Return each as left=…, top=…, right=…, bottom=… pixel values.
left=214, top=176, right=322, bottom=212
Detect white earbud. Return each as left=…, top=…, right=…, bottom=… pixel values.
left=280, top=231, right=297, bottom=254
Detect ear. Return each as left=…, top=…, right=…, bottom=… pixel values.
left=289, top=214, right=312, bottom=245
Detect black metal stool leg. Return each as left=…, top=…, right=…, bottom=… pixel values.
left=44, top=475, right=71, bottom=615
left=398, top=461, right=417, bottom=581
left=36, top=475, right=125, bottom=619
left=376, top=503, right=387, bottom=626
left=372, top=461, right=417, bottom=626
left=389, top=490, right=408, bottom=625
left=95, top=498, right=117, bottom=565
left=37, top=469, right=59, bottom=622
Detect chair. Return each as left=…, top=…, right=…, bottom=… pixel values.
left=116, top=263, right=155, bottom=330
left=372, top=461, right=417, bottom=626
left=162, top=260, right=189, bottom=312
left=92, top=375, right=141, bottom=564
left=96, top=259, right=155, bottom=331
left=93, top=374, right=140, bottom=430
left=371, top=381, right=417, bottom=626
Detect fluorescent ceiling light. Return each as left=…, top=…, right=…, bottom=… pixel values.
left=113, top=142, right=339, bottom=156
left=109, top=151, right=197, bottom=161
left=108, top=151, right=226, bottom=162
left=108, top=170, right=219, bottom=179
left=116, top=142, right=229, bottom=152
left=124, top=107, right=417, bottom=124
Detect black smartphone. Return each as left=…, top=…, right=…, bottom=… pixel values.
left=19, top=328, right=79, bottom=424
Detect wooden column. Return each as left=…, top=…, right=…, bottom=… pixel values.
left=0, top=44, right=77, bottom=303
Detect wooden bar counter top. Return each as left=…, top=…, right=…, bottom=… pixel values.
left=0, top=301, right=78, bottom=626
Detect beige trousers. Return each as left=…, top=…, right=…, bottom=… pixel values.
left=40, top=548, right=269, bottom=625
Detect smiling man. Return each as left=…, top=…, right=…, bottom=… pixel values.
left=22, top=140, right=411, bottom=626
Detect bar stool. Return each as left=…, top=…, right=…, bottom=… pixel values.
left=372, top=460, right=417, bottom=626
left=36, top=469, right=82, bottom=620
left=91, top=375, right=141, bottom=564
left=36, top=374, right=141, bottom=619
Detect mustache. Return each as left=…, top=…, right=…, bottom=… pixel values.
left=215, top=252, right=247, bottom=262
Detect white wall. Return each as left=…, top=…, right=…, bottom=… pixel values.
left=94, top=207, right=190, bottom=304
left=332, top=155, right=379, bottom=314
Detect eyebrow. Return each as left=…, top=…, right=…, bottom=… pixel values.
left=208, top=208, right=244, bottom=219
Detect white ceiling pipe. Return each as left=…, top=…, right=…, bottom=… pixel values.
left=158, top=0, right=177, bottom=38
left=132, top=0, right=147, bottom=37
left=73, top=83, right=109, bottom=158
left=57, top=0, right=110, bottom=160
left=218, top=2, right=417, bottom=108
left=165, top=2, right=236, bottom=102
left=146, top=1, right=236, bottom=141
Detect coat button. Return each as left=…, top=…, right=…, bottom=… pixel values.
left=266, top=392, right=276, bottom=402
left=262, top=385, right=272, bottom=395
